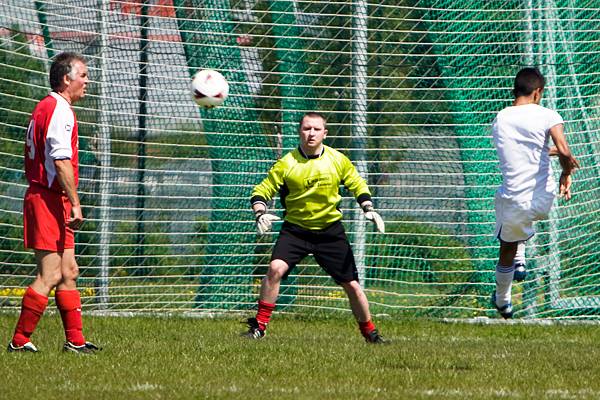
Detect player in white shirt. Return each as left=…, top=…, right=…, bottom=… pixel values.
left=491, top=67, right=579, bottom=318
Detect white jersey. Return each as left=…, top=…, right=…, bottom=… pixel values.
left=492, top=103, right=563, bottom=202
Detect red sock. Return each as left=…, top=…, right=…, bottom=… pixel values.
left=12, top=287, right=48, bottom=346
left=358, top=320, right=376, bottom=337
left=55, top=290, right=85, bottom=346
left=256, top=300, right=275, bottom=330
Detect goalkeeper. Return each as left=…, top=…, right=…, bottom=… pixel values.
left=245, top=112, right=386, bottom=343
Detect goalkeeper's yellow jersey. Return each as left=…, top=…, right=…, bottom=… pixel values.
left=251, top=145, right=371, bottom=230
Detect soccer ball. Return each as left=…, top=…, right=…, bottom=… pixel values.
left=190, top=69, right=229, bottom=108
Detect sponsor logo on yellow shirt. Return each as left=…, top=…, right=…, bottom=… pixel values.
left=304, top=174, right=333, bottom=189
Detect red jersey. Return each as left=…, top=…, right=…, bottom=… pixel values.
left=24, top=92, right=79, bottom=192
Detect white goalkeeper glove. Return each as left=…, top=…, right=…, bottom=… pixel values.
left=362, top=203, right=385, bottom=234
left=255, top=210, right=281, bottom=235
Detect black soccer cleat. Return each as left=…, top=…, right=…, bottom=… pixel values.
left=491, top=292, right=513, bottom=319
left=63, top=341, right=101, bottom=354
left=364, top=329, right=387, bottom=344
left=242, top=317, right=266, bottom=339
left=7, top=341, right=38, bottom=353
left=513, top=263, right=528, bottom=282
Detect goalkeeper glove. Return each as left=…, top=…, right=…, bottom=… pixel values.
left=255, top=210, right=281, bottom=235
left=362, top=203, right=385, bottom=234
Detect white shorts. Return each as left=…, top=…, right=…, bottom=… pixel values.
left=494, top=192, right=555, bottom=243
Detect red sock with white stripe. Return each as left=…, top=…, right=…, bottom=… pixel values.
left=55, top=290, right=85, bottom=346
left=256, top=300, right=275, bottom=331
left=12, top=286, right=48, bottom=346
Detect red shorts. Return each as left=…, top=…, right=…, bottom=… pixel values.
left=23, top=185, right=74, bottom=251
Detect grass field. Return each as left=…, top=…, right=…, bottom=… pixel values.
left=1, top=314, right=600, bottom=399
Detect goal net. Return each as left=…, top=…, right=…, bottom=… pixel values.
left=1, top=0, right=598, bottom=319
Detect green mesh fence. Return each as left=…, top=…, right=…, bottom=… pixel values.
left=0, top=0, right=598, bottom=320
left=424, top=2, right=523, bottom=316
left=175, top=0, right=271, bottom=310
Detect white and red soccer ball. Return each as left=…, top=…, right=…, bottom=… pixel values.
left=190, top=69, right=229, bottom=108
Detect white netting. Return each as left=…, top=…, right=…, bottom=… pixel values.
left=0, top=0, right=599, bottom=319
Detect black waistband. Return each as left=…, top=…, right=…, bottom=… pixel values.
left=282, top=220, right=343, bottom=234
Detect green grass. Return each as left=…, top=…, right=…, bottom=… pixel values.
left=1, top=314, right=600, bottom=399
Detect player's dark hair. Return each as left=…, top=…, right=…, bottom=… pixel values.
left=513, top=67, right=545, bottom=98
left=49, top=52, right=86, bottom=92
left=299, top=112, right=327, bottom=126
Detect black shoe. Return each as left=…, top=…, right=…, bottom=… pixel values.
left=7, top=341, right=38, bottom=353
left=364, top=329, right=387, bottom=344
left=491, top=292, right=513, bottom=319
left=63, top=341, right=101, bottom=354
left=513, top=263, right=527, bottom=282
left=242, top=317, right=266, bottom=339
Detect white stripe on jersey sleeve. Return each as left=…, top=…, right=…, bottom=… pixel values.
left=44, top=95, right=74, bottom=187
left=46, top=96, right=74, bottom=160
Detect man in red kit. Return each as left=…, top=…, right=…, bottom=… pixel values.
left=7, top=52, right=100, bottom=354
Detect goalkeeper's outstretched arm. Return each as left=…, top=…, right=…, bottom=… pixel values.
left=251, top=160, right=285, bottom=235
left=339, top=154, right=386, bottom=234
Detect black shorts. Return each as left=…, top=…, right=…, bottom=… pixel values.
left=271, top=221, right=358, bottom=284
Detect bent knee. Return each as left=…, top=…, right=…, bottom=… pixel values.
left=340, top=280, right=362, bottom=292
left=62, top=260, right=80, bottom=281
left=267, top=260, right=289, bottom=280
left=44, top=270, right=63, bottom=288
